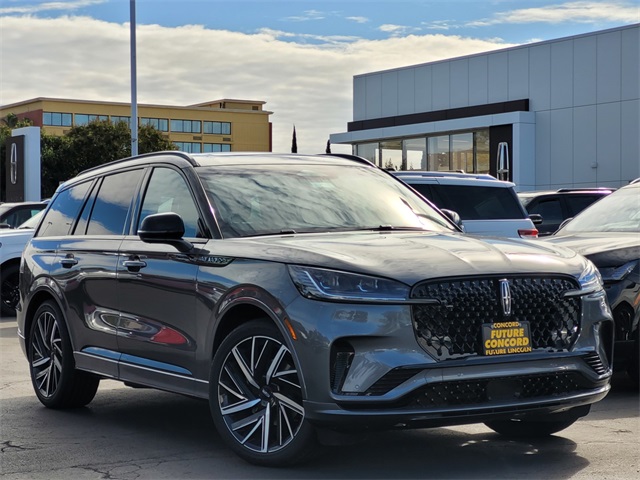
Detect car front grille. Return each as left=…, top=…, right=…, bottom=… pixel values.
left=411, top=275, right=581, bottom=360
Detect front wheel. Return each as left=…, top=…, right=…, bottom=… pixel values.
left=209, top=319, right=319, bottom=466
left=28, top=300, right=100, bottom=408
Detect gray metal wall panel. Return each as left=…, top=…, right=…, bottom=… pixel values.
left=621, top=27, right=640, bottom=101
left=488, top=51, right=509, bottom=103
left=353, top=76, right=367, bottom=121
left=450, top=59, right=469, bottom=108
left=508, top=49, right=529, bottom=101
left=596, top=102, right=621, bottom=183
left=551, top=40, right=573, bottom=109
left=414, top=65, right=432, bottom=113
left=597, top=31, right=622, bottom=104
left=573, top=105, right=598, bottom=185
left=398, top=69, right=416, bottom=115
left=432, top=63, right=450, bottom=110
left=468, top=55, right=488, bottom=106
left=535, top=110, right=552, bottom=186
left=529, top=44, right=551, bottom=111
left=381, top=71, right=399, bottom=118
left=365, top=74, right=383, bottom=120
left=550, top=108, right=574, bottom=185
left=573, top=36, right=597, bottom=107
left=621, top=100, right=640, bottom=181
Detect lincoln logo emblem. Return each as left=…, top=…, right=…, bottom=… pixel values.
left=10, top=143, right=18, bottom=185
left=499, top=279, right=512, bottom=317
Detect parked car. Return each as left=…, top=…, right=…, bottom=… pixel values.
left=543, top=180, right=639, bottom=385
left=18, top=152, right=613, bottom=466
left=0, top=210, right=43, bottom=316
left=393, top=171, right=539, bottom=238
left=518, top=188, right=614, bottom=236
left=0, top=201, right=47, bottom=229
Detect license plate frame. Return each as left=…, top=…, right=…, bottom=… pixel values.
left=482, top=321, right=532, bottom=356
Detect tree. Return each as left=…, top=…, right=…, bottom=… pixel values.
left=291, top=125, right=297, bottom=153
left=325, top=139, right=331, bottom=154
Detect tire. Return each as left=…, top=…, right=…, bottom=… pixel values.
left=209, top=319, right=319, bottom=466
left=1, top=263, right=20, bottom=317
left=28, top=300, right=100, bottom=408
left=485, top=415, right=580, bottom=438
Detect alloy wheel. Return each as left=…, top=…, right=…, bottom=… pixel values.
left=30, top=310, right=63, bottom=398
left=217, top=334, right=304, bottom=454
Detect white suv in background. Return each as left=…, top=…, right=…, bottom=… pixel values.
left=393, top=171, right=539, bottom=238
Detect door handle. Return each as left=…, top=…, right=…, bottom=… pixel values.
left=60, top=256, right=78, bottom=268
left=123, top=259, right=147, bottom=272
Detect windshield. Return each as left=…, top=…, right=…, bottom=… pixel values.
left=557, top=185, right=640, bottom=234
left=197, top=164, right=456, bottom=238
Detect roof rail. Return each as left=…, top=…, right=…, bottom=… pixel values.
left=77, top=150, right=195, bottom=176
left=556, top=187, right=615, bottom=192
left=630, top=178, right=640, bottom=185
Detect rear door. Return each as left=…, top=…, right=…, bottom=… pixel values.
left=45, top=169, right=145, bottom=377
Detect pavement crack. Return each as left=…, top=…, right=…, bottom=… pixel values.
left=1, top=440, right=37, bottom=453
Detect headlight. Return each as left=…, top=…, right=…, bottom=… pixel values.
left=288, top=265, right=409, bottom=302
left=578, top=260, right=604, bottom=294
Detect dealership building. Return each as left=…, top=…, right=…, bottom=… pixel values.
left=330, top=24, right=639, bottom=190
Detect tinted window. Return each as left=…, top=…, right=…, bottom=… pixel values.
left=429, top=185, right=525, bottom=220
left=529, top=198, right=563, bottom=223
left=38, top=182, right=92, bottom=237
left=138, top=168, right=201, bottom=238
left=86, top=170, right=143, bottom=235
left=565, top=195, right=604, bottom=216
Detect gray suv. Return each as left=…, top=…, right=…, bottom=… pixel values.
left=18, top=152, right=613, bottom=466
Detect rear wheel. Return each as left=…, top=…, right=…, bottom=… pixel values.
left=0, top=263, right=19, bottom=317
left=209, top=319, right=318, bottom=466
left=28, top=300, right=100, bottom=408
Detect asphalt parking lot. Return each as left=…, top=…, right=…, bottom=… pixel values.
left=1, top=314, right=638, bottom=480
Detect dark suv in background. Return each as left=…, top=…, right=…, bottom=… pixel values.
left=518, top=188, right=614, bottom=236
left=18, top=152, right=613, bottom=466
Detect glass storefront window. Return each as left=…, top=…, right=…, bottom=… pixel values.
left=380, top=140, right=403, bottom=170
left=428, top=136, right=450, bottom=171
left=451, top=132, right=473, bottom=172
left=404, top=138, right=427, bottom=170
left=475, top=130, right=490, bottom=174
left=355, top=143, right=379, bottom=166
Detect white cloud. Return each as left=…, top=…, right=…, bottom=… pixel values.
left=0, top=15, right=514, bottom=153
left=346, top=16, right=368, bottom=24
left=283, top=10, right=325, bottom=22
left=0, top=0, right=106, bottom=15
left=378, top=23, right=422, bottom=36
left=468, top=1, right=639, bottom=26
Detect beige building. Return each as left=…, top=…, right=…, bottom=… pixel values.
left=0, top=97, right=273, bottom=153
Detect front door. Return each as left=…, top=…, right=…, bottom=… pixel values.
left=116, top=167, right=204, bottom=396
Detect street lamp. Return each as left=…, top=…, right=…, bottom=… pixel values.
left=130, top=0, right=138, bottom=156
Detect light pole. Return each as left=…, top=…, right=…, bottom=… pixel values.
left=130, top=0, right=138, bottom=156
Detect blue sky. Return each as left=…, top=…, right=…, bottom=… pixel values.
left=1, top=0, right=638, bottom=152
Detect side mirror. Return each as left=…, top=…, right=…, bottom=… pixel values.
left=529, top=213, right=543, bottom=225
left=0, top=223, right=11, bottom=229
left=138, top=212, right=193, bottom=252
left=440, top=208, right=464, bottom=231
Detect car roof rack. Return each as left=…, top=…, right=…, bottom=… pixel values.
left=556, top=187, right=615, bottom=192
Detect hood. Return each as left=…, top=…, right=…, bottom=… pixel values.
left=543, top=233, right=640, bottom=268
left=203, top=231, right=586, bottom=285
